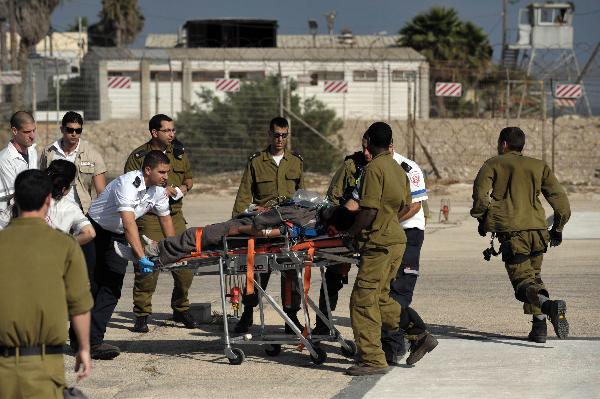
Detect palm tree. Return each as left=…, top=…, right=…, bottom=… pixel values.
left=12, top=0, right=60, bottom=108
left=88, top=0, right=144, bottom=47
left=398, top=7, right=493, bottom=116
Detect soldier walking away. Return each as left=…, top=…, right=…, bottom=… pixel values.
left=0, top=170, right=93, bottom=398
left=125, top=114, right=196, bottom=332
left=471, top=127, right=571, bottom=342
left=232, top=117, right=305, bottom=334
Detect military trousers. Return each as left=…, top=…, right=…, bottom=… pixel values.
left=499, top=229, right=550, bottom=315
left=0, top=353, right=65, bottom=399
left=350, top=243, right=405, bottom=368
left=134, top=212, right=195, bottom=316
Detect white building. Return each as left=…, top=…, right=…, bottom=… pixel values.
left=81, top=40, right=428, bottom=121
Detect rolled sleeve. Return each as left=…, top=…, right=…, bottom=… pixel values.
left=359, top=167, right=382, bottom=210
left=114, top=179, right=138, bottom=213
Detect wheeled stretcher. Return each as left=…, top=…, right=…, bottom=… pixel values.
left=156, top=230, right=359, bottom=365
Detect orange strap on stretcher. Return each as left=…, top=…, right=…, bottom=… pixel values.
left=246, top=237, right=255, bottom=295
left=191, top=227, right=203, bottom=256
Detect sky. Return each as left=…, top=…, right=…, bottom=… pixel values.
left=51, top=0, right=600, bottom=60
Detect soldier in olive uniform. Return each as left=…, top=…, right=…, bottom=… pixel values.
left=232, top=117, right=305, bottom=334
left=124, top=114, right=196, bottom=332
left=0, top=170, right=93, bottom=398
left=312, top=137, right=368, bottom=335
left=471, top=127, right=571, bottom=342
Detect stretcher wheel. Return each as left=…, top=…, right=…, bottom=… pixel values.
left=227, top=348, right=245, bottom=365
left=340, top=340, right=358, bottom=357
left=310, top=346, right=327, bottom=365
left=265, top=344, right=282, bottom=357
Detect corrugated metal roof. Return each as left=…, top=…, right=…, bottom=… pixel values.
left=145, top=33, right=401, bottom=49
left=87, top=46, right=425, bottom=62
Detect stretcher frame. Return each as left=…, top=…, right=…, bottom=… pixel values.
left=157, top=233, right=359, bottom=365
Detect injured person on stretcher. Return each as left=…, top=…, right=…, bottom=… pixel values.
left=114, top=191, right=355, bottom=266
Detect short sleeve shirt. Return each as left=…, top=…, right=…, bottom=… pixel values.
left=46, top=198, right=91, bottom=235
left=392, top=152, right=428, bottom=230
left=357, top=152, right=410, bottom=248
left=0, top=142, right=38, bottom=211
left=87, top=170, right=170, bottom=234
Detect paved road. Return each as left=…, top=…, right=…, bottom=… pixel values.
left=66, top=191, right=600, bottom=398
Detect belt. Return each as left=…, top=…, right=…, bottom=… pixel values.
left=0, top=345, right=63, bottom=357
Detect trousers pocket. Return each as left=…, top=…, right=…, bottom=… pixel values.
left=352, top=279, right=378, bottom=307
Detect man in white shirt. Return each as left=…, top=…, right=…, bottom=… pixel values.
left=0, top=111, right=38, bottom=212
left=391, top=146, right=428, bottom=309
left=77, top=150, right=175, bottom=360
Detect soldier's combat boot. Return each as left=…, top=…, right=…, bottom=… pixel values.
left=406, top=331, right=438, bottom=365
left=542, top=299, right=569, bottom=339
left=132, top=315, right=149, bottom=333
left=284, top=310, right=304, bottom=334
left=234, top=306, right=253, bottom=333
left=173, top=310, right=198, bottom=329
left=528, top=318, right=547, bottom=343
left=345, top=363, right=389, bottom=376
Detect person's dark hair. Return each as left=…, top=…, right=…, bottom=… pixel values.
left=365, top=122, right=393, bottom=149
left=61, top=111, right=83, bottom=127
left=14, top=169, right=52, bottom=211
left=269, top=117, right=289, bottom=131
left=142, top=150, right=170, bottom=170
left=10, top=110, right=35, bottom=130
left=320, top=205, right=356, bottom=231
left=46, top=159, right=77, bottom=201
left=149, top=114, right=173, bottom=132
left=499, top=127, right=526, bottom=151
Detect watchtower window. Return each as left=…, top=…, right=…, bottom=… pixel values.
left=538, top=8, right=568, bottom=26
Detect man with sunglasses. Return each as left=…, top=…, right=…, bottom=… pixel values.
left=124, top=114, right=196, bottom=333
left=232, top=116, right=305, bottom=334
left=39, top=111, right=107, bottom=214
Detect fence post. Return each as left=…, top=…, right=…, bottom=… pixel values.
left=406, top=83, right=412, bottom=157
left=551, top=78, right=556, bottom=171
left=540, top=80, right=546, bottom=163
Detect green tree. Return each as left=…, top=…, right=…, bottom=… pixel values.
left=399, top=6, right=493, bottom=116
left=176, top=76, right=343, bottom=174
left=88, top=0, right=144, bottom=47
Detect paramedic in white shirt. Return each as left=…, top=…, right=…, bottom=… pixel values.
left=0, top=111, right=38, bottom=212
left=390, top=145, right=428, bottom=308
left=76, top=150, right=175, bottom=361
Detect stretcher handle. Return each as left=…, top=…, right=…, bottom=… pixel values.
left=191, top=227, right=203, bottom=256
left=246, top=237, right=255, bottom=295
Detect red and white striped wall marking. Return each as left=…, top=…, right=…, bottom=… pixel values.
left=323, top=80, right=348, bottom=93
left=215, top=78, right=240, bottom=92
left=107, top=76, right=132, bottom=89
left=554, top=84, right=582, bottom=99
left=554, top=98, right=577, bottom=108
left=435, top=82, right=462, bottom=97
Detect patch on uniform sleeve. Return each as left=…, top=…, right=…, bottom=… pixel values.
left=134, top=149, right=148, bottom=159
left=401, top=161, right=412, bottom=173
left=249, top=151, right=261, bottom=160
left=292, top=151, right=304, bottom=162
left=410, top=173, right=421, bottom=186
left=133, top=176, right=141, bottom=188
left=173, top=138, right=185, bottom=159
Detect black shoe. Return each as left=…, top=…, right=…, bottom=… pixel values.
left=90, top=343, right=120, bottom=360
left=382, top=329, right=407, bottom=366
left=284, top=311, right=304, bottom=334
left=313, top=319, right=332, bottom=336
left=173, top=310, right=198, bottom=329
left=542, top=299, right=569, bottom=339
left=234, top=307, right=254, bottom=333
left=406, top=331, right=438, bottom=365
left=133, top=316, right=149, bottom=333
left=528, top=318, right=547, bottom=343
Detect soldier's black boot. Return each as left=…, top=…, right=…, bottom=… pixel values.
left=234, top=306, right=254, bottom=333
left=381, top=328, right=407, bottom=366
left=133, top=315, right=149, bottom=333
left=90, top=343, right=121, bottom=360
left=284, top=310, right=304, bottom=334
left=528, top=318, right=547, bottom=343
left=542, top=299, right=569, bottom=339
left=173, top=310, right=198, bottom=329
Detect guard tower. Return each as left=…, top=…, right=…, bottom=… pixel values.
left=503, top=2, right=591, bottom=115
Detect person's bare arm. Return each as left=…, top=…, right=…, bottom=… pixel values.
left=158, top=215, right=176, bottom=237
left=75, top=224, right=96, bottom=246
left=347, top=207, right=378, bottom=237
left=343, top=198, right=360, bottom=212
left=120, top=211, right=145, bottom=258
left=398, top=202, right=421, bottom=223
left=70, top=311, right=92, bottom=382
left=92, top=173, right=107, bottom=195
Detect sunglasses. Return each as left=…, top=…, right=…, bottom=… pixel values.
left=64, top=127, right=83, bottom=134
left=270, top=132, right=289, bottom=139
